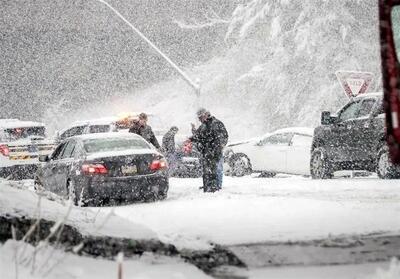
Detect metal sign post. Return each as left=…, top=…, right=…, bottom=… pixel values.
left=94, top=0, right=200, bottom=97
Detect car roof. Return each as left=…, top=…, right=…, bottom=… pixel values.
left=70, top=132, right=144, bottom=141
left=58, top=117, right=118, bottom=134
left=0, top=119, right=45, bottom=129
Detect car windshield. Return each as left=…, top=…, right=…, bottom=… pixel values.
left=83, top=137, right=151, bottom=153
left=2, top=126, right=45, bottom=142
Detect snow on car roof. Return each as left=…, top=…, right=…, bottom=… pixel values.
left=66, top=117, right=118, bottom=128
left=353, top=92, right=382, bottom=99
left=0, top=119, right=45, bottom=129
left=272, top=127, right=314, bottom=136
left=72, top=132, right=144, bottom=141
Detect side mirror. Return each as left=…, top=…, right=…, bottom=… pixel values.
left=321, top=111, right=333, bottom=125
left=39, top=155, right=49, bottom=162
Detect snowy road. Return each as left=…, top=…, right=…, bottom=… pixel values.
left=100, top=174, right=400, bottom=250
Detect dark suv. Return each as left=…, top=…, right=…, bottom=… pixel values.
left=311, top=92, right=400, bottom=179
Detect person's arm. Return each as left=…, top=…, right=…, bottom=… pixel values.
left=212, top=121, right=229, bottom=149
left=149, top=129, right=161, bottom=149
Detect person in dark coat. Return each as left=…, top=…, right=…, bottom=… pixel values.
left=128, top=113, right=160, bottom=149
left=190, top=108, right=228, bottom=192
left=162, top=126, right=179, bottom=175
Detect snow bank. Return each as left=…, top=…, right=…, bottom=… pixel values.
left=0, top=181, right=156, bottom=240
left=0, top=240, right=211, bottom=279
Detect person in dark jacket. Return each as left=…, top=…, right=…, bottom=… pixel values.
left=190, top=108, right=228, bottom=192
left=162, top=126, right=179, bottom=175
left=128, top=113, right=160, bottom=149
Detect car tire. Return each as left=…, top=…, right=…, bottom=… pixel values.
left=33, top=174, right=44, bottom=192
left=377, top=145, right=400, bottom=179
left=231, top=153, right=252, bottom=177
left=67, top=179, right=79, bottom=206
left=259, top=171, right=276, bottom=178
left=158, top=191, right=168, bottom=200
left=310, top=148, right=333, bottom=179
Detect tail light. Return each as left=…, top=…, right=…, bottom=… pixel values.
left=0, top=145, right=9, bottom=156
left=82, top=163, right=108, bottom=175
left=149, top=159, right=167, bottom=171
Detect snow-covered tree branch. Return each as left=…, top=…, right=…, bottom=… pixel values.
left=173, top=9, right=230, bottom=30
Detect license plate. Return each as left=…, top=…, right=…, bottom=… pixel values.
left=121, top=165, right=137, bottom=175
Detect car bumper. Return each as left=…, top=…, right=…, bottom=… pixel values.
left=76, top=172, right=169, bottom=206
left=173, top=163, right=202, bottom=177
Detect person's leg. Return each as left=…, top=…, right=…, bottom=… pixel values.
left=206, top=156, right=219, bottom=192
left=216, top=156, right=223, bottom=189
left=168, top=153, right=177, bottom=176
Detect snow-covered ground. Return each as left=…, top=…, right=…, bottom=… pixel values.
left=1, top=174, right=400, bottom=278
left=108, top=174, right=400, bottom=250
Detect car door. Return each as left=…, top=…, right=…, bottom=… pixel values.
left=54, top=139, right=77, bottom=196
left=286, top=134, right=313, bottom=175
left=40, top=142, right=67, bottom=193
left=329, top=100, right=361, bottom=162
left=348, top=98, right=378, bottom=162
left=252, top=132, right=293, bottom=172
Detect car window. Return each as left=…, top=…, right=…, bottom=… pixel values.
left=338, top=101, right=361, bottom=121
left=51, top=142, right=67, bottom=160
left=356, top=99, right=376, bottom=118
left=83, top=137, right=151, bottom=153
left=375, top=100, right=384, bottom=115
left=261, top=133, right=293, bottom=145
left=3, top=126, right=45, bottom=141
left=89, top=125, right=111, bottom=133
left=60, top=126, right=86, bottom=140
left=290, top=134, right=313, bottom=147
left=60, top=140, right=76, bottom=159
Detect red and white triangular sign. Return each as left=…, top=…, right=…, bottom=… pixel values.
left=335, top=71, right=374, bottom=98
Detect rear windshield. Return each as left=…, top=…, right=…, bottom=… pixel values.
left=1, top=126, right=45, bottom=142
left=83, top=137, right=151, bottom=153
left=89, top=125, right=111, bottom=133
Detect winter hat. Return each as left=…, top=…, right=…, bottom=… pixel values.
left=196, top=108, right=209, bottom=118
left=139, top=113, right=148, bottom=120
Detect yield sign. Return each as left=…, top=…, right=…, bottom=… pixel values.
left=335, top=71, right=374, bottom=98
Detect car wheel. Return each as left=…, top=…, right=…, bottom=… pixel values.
left=231, top=154, right=251, bottom=177
left=158, top=190, right=168, bottom=200
left=33, top=174, right=44, bottom=192
left=310, top=148, right=333, bottom=179
left=377, top=146, right=400, bottom=179
left=259, top=171, right=276, bottom=178
left=67, top=180, right=78, bottom=206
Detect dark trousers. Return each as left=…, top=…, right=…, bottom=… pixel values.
left=201, top=154, right=219, bottom=192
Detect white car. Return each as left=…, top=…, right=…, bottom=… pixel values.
left=55, top=117, right=119, bottom=143
left=224, top=127, right=314, bottom=177
left=0, top=119, right=54, bottom=179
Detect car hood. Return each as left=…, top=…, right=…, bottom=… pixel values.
left=227, top=136, right=261, bottom=148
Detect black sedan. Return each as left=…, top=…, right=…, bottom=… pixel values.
left=35, top=133, right=169, bottom=206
